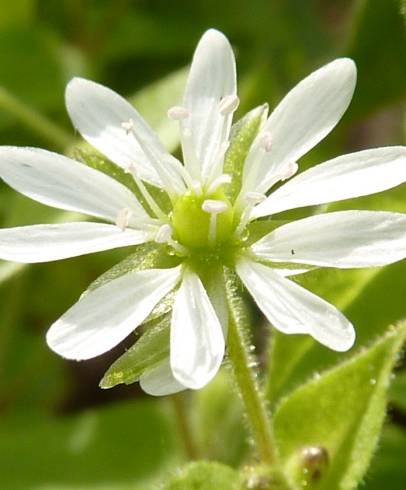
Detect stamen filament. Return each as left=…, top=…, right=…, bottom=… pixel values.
left=127, top=164, right=168, bottom=222
left=155, top=224, right=189, bottom=256
left=202, top=200, right=228, bottom=247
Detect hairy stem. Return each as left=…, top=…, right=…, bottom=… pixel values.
left=225, top=268, right=275, bottom=465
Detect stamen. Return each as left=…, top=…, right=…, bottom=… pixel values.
left=121, top=118, right=134, bottom=135
left=259, top=131, right=273, bottom=152
left=218, top=95, right=240, bottom=115
left=280, top=162, right=298, bottom=181
left=155, top=224, right=172, bottom=243
left=127, top=164, right=168, bottom=222
left=180, top=126, right=201, bottom=183
left=245, top=191, right=267, bottom=205
left=115, top=208, right=133, bottom=231
left=207, top=174, right=232, bottom=195
left=235, top=192, right=267, bottom=237
left=202, top=199, right=228, bottom=247
left=154, top=224, right=189, bottom=255
left=167, top=105, right=190, bottom=120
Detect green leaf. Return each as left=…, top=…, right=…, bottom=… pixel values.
left=0, top=399, right=183, bottom=489
left=346, top=0, right=406, bottom=120
left=162, top=461, right=242, bottom=490
left=273, top=323, right=406, bottom=490
left=100, top=314, right=170, bottom=389
left=266, top=258, right=406, bottom=408
left=224, top=104, right=268, bottom=202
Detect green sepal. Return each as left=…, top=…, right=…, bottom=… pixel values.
left=86, top=242, right=180, bottom=293
left=224, top=104, right=268, bottom=203
left=71, top=146, right=172, bottom=215
left=273, top=322, right=406, bottom=490
left=100, top=314, right=170, bottom=389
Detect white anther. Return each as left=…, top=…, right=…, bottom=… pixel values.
left=121, top=118, right=134, bottom=134
left=280, top=162, right=299, bottom=181
left=245, top=191, right=267, bottom=204
left=115, top=208, right=133, bottom=231
left=202, top=200, right=228, bottom=215
left=259, top=131, right=273, bottom=152
left=207, top=174, right=232, bottom=194
left=218, top=95, right=240, bottom=115
left=167, top=105, right=190, bottom=120
left=155, top=224, right=173, bottom=243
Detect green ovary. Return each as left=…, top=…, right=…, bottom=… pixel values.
left=172, top=190, right=234, bottom=250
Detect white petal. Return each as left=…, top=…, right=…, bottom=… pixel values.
left=46, top=266, right=182, bottom=360
left=236, top=259, right=355, bottom=351
left=0, top=146, right=149, bottom=224
left=252, top=211, right=406, bottom=268
left=65, top=77, right=186, bottom=193
left=241, top=58, right=356, bottom=195
left=170, top=270, right=225, bottom=389
left=0, top=222, right=150, bottom=263
left=252, top=146, right=406, bottom=219
left=182, top=29, right=237, bottom=181
left=140, top=358, right=186, bottom=396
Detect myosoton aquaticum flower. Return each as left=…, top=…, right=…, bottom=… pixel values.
left=1, top=29, right=406, bottom=395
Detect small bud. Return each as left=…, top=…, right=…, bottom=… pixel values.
left=287, top=445, right=329, bottom=487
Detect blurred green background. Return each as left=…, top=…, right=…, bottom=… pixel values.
left=0, top=0, right=405, bottom=488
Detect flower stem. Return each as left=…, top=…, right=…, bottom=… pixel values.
left=0, top=87, right=73, bottom=150
left=170, top=393, right=201, bottom=460
left=227, top=319, right=275, bottom=465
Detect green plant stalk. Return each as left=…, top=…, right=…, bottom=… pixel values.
left=0, top=87, right=73, bottom=150
left=170, top=393, right=201, bottom=461
left=227, top=317, right=275, bottom=466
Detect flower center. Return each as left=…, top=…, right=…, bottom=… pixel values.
left=172, top=189, right=234, bottom=250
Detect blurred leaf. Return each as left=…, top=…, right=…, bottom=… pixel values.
left=192, top=371, right=248, bottom=466
left=0, top=399, right=182, bottom=490
left=0, top=0, right=35, bottom=29
left=389, top=370, right=406, bottom=410
left=346, top=0, right=406, bottom=120
left=273, top=323, right=406, bottom=490
left=365, top=425, right=406, bottom=490
left=0, top=27, right=65, bottom=129
left=129, top=66, right=188, bottom=153
left=162, top=461, right=241, bottom=490
left=100, top=314, right=170, bottom=389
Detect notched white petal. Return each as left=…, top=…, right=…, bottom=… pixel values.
left=0, top=146, right=149, bottom=224
left=253, top=146, right=406, bottom=219
left=236, top=259, right=355, bottom=352
left=170, top=270, right=225, bottom=389
left=252, top=211, right=406, bottom=268
left=46, top=266, right=182, bottom=360
left=0, top=222, right=150, bottom=263
left=182, top=29, right=237, bottom=180
left=242, top=58, right=356, bottom=195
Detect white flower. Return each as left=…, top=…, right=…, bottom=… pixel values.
left=1, top=29, right=406, bottom=396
